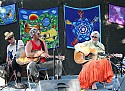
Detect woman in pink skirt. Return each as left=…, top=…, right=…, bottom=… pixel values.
left=74, top=31, right=114, bottom=90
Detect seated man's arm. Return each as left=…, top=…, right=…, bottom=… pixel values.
left=25, top=41, right=44, bottom=58
left=25, top=41, right=37, bottom=57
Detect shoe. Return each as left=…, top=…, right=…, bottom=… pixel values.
left=92, top=83, right=97, bottom=90
left=14, top=83, right=25, bottom=89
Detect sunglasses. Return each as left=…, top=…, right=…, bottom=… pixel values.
left=36, top=33, right=40, bottom=36
left=7, top=36, right=13, bottom=40
left=91, top=36, right=98, bottom=38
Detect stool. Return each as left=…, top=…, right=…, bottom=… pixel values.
left=38, top=68, right=49, bottom=80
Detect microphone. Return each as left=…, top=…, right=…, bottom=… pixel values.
left=93, top=41, right=104, bottom=51
left=93, top=41, right=107, bottom=56
left=93, top=42, right=97, bottom=45
left=93, top=42, right=111, bottom=58
left=93, top=41, right=98, bottom=47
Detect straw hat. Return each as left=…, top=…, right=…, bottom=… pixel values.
left=4, top=32, right=14, bottom=40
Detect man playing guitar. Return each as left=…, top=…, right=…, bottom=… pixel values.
left=25, top=28, right=62, bottom=81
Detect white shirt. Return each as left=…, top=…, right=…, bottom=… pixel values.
left=7, top=40, right=24, bottom=60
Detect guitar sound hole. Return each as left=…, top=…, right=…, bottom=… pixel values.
left=85, top=53, right=95, bottom=60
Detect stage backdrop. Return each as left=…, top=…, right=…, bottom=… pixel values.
left=18, top=7, right=59, bottom=49
left=64, top=5, right=101, bottom=48
left=108, top=3, right=125, bottom=25
left=0, top=3, right=17, bottom=25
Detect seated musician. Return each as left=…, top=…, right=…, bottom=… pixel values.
left=74, top=31, right=114, bottom=90
left=4, top=31, right=25, bottom=88
left=25, top=28, right=62, bottom=82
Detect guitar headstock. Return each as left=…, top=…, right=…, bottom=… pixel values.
left=112, top=53, right=123, bottom=58
left=50, top=54, right=65, bottom=60
left=58, top=55, right=65, bottom=60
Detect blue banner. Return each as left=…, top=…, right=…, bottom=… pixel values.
left=0, top=3, right=17, bottom=25
left=64, top=5, right=101, bottom=48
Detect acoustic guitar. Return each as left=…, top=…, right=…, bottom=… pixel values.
left=16, top=47, right=65, bottom=65
left=74, top=48, right=123, bottom=64
left=74, top=47, right=98, bottom=64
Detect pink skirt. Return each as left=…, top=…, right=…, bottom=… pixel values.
left=78, top=58, right=114, bottom=89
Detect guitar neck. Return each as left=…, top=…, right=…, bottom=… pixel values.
left=49, top=55, right=64, bottom=60
left=49, top=55, right=59, bottom=59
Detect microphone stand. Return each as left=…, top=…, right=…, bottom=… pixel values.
left=94, top=43, right=123, bottom=90
left=53, top=37, right=57, bottom=80
left=109, top=54, right=125, bottom=77
left=94, top=44, right=123, bottom=77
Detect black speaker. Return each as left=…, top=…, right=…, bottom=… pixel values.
left=37, top=79, right=81, bottom=91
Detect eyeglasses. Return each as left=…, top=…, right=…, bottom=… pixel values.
left=91, top=36, right=98, bottom=38
left=7, top=36, right=13, bottom=40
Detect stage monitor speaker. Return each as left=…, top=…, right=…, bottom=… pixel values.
left=37, top=79, right=81, bottom=91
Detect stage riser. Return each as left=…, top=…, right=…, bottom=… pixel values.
left=112, top=77, right=125, bottom=91
left=118, top=77, right=125, bottom=91
left=37, top=79, right=81, bottom=91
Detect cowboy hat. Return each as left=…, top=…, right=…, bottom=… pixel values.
left=4, top=31, right=14, bottom=40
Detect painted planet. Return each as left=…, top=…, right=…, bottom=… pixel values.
left=29, top=14, right=38, bottom=20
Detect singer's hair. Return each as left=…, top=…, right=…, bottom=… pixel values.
left=91, top=31, right=100, bottom=38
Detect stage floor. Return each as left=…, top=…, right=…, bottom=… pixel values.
left=0, top=75, right=124, bottom=91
